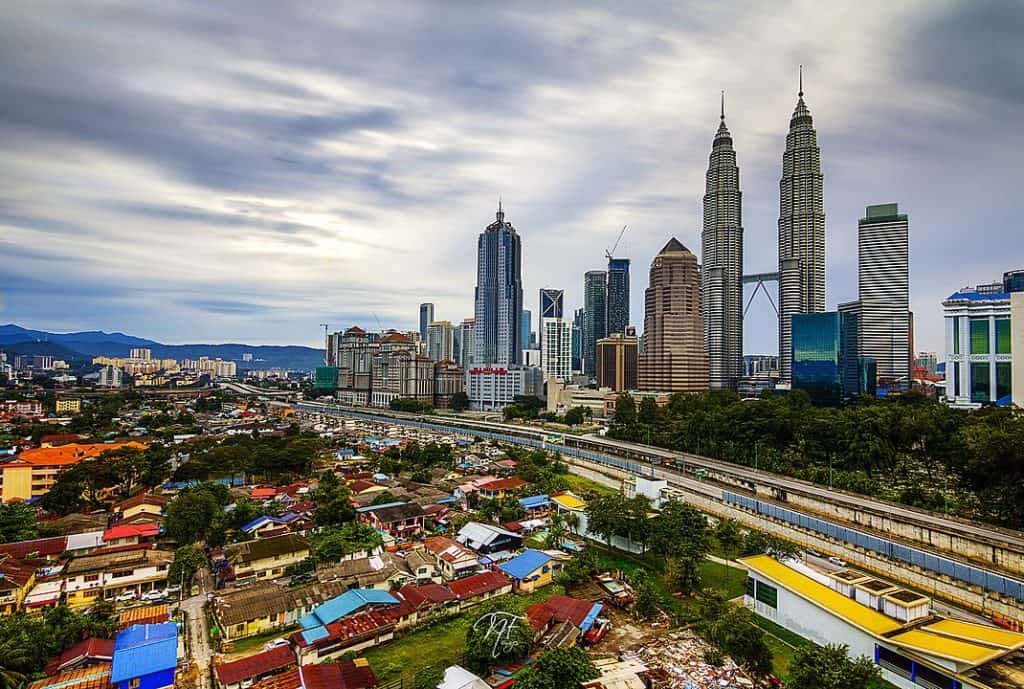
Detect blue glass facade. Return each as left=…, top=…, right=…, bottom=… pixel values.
left=607, top=258, right=631, bottom=336
left=792, top=311, right=868, bottom=405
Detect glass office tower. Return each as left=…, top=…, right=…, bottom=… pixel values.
left=792, top=311, right=870, bottom=405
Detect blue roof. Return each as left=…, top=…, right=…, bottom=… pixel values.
left=498, top=549, right=552, bottom=580
left=300, top=624, right=330, bottom=645
left=580, top=603, right=603, bottom=632
left=519, top=495, right=550, bottom=509
left=240, top=515, right=281, bottom=532
left=946, top=290, right=1010, bottom=302
left=112, top=623, right=178, bottom=683
left=356, top=501, right=406, bottom=513
left=436, top=496, right=457, bottom=504
left=300, top=589, right=399, bottom=629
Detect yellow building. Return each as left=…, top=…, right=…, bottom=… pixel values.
left=497, top=549, right=562, bottom=594
left=224, top=533, right=310, bottom=583
left=1, top=442, right=147, bottom=502
left=55, top=398, right=81, bottom=414
left=0, top=562, right=36, bottom=614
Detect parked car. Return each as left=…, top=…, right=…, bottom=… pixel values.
left=114, top=591, right=137, bottom=603
left=165, top=585, right=182, bottom=596
left=264, top=638, right=290, bottom=650
left=141, top=589, right=166, bottom=601
left=828, top=556, right=847, bottom=567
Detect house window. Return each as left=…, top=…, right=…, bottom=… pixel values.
left=84, top=574, right=100, bottom=582
left=969, top=318, right=990, bottom=354
left=129, top=680, right=140, bottom=689
left=745, top=577, right=756, bottom=598
left=754, top=581, right=777, bottom=608
left=995, top=318, right=1011, bottom=354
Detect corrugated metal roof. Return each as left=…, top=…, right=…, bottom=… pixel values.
left=300, top=588, right=398, bottom=629
left=111, top=623, right=178, bottom=683
left=498, top=549, right=552, bottom=580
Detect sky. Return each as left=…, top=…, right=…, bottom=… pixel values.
left=1, top=1, right=1022, bottom=353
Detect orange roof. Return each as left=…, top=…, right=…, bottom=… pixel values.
left=14, top=442, right=147, bottom=468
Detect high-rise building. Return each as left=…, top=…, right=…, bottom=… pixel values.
left=597, top=333, right=638, bottom=391
left=778, top=69, right=826, bottom=383
left=130, top=348, right=152, bottom=361
left=702, top=95, right=744, bottom=391
left=521, top=310, right=532, bottom=354
left=583, top=270, right=608, bottom=376
left=335, top=326, right=378, bottom=406
left=427, top=320, right=455, bottom=362
left=791, top=311, right=873, bottom=405
left=473, top=203, right=523, bottom=366
left=1012, top=293, right=1023, bottom=407
left=1004, top=270, right=1024, bottom=294
left=606, top=258, right=631, bottom=337
left=457, top=318, right=475, bottom=369
left=419, top=303, right=434, bottom=342
left=98, top=365, right=123, bottom=388
left=540, top=292, right=571, bottom=383
left=465, top=365, right=544, bottom=411
left=853, top=204, right=911, bottom=392
left=943, top=281, right=1013, bottom=408
left=915, top=352, right=938, bottom=377
left=637, top=239, right=709, bottom=392
left=571, top=308, right=583, bottom=374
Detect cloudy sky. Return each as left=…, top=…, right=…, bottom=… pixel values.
left=1, top=1, right=1021, bottom=353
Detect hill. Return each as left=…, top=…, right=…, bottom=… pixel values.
left=0, top=324, right=325, bottom=371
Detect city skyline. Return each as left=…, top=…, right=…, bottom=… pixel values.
left=1, top=3, right=1022, bottom=356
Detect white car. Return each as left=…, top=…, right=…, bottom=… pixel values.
left=141, top=589, right=166, bottom=601
left=827, top=556, right=847, bottom=567
left=114, top=591, right=137, bottom=603
left=165, top=585, right=182, bottom=596
left=264, top=638, right=289, bottom=650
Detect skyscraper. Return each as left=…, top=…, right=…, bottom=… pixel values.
left=778, top=68, right=826, bottom=383
left=457, top=318, right=475, bottom=369
left=583, top=270, right=608, bottom=376
left=521, top=310, right=532, bottom=352
left=419, top=303, right=434, bottom=342
left=702, top=94, right=744, bottom=391
left=638, top=239, right=709, bottom=392
left=427, top=320, right=455, bottom=362
left=571, top=307, right=583, bottom=374
left=538, top=288, right=563, bottom=351
left=606, top=258, right=631, bottom=337
left=541, top=312, right=571, bottom=383
left=473, top=202, right=524, bottom=366
left=597, top=333, right=638, bottom=391
left=855, top=203, right=910, bottom=391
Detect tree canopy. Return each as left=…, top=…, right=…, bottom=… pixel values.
left=515, top=647, right=599, bottom=689
left=788, top=643, right=881, bottom=689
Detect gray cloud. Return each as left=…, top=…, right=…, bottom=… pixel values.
left=0, top=1, right=1020, bottom=352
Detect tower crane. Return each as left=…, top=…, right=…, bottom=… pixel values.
left=605, top=225, right=628, bottom=261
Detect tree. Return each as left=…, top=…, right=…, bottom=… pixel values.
left=714, top=518, right=743, bottom=554
left=638, top=396, right=661, bottom=425
left=169, top=545, right=208, bottom=594
left=0, top=637, right=29, bottom=689
left=164, top=484, right=227, bottom=546
left=788, top=643, right=881, bottom=689
left=450, top=391, right=470, bottom=412
left=464, top=613, right=534, bottom=674
left=515, top=647, right=599, bottom=689
left=628, top=570, right=660, bottom=619
left=612, top=393, right=636, bottom=428
left=697, top=594, right=773, bottom=678
left=564, top=406, right=588, bottom=427
left=311, top=523, right=383, bottom=564
left=0, top=503, right=38, bottom=543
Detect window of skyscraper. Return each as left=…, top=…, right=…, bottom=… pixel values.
left=996, top=362, right=1011, bottom=402
left=970, top=362, right=990, bottom=403
left=969, top=318, right=990, bottom=355
left=995, top=318, right=1011, bottom=354
left=952, top=317, right=959, bottom=355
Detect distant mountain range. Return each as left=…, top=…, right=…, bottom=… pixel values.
left=0, top=324, right=325, bottom=371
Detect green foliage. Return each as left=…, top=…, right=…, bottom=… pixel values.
left=515, top=647, right=599, bottom=689
left=788, top=643, right=881, bottom=689
left=629, top=570, right=661, bottom=619
left=714, top=518, right=743, bottom=554
left=164, top=483, right=229, bottom=546
left=174, top=434, right=324, bottom=484
left=563, top=406, right=591, bottom=427
left=506, top=448, right=569, bottom=495
left=0, top=604, right=118, bottom=684
left=585, top=493, right=653, bottom=550
left=449, top=391, right=470, bottom=412
left=311, top=523, right=383, bottom=564
left=389, top=398, right=434, bottom=413
left=502, top=395, right=545, bottom=421
left=41, top=444, right=172, bottom=514
left=556, top=547, right=601, bottom=587
left=371, top=490, right=399, bottom=506
left=413, top=664, right=446, bottom=689
left=464, top=613, right=533, bottom=674
left=0, top=503, right=38, bottom=544
left=312, top=472, right=356, bottom=527
left=169, top=545, right=208, bottom=592
left=697, top=592, right=773, bottom=677
left=612, top=393, right=637, bottom=427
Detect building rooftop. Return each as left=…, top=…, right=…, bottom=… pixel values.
left=550, top=492, right=586, bottom=511
left=740, top=555, right=902, bottom=636
left=26, top=665, right=112, bottom=689
left=224, top=533, right=309, bottom=567
left=214, top=645, right=295, bottom=686
left=498, top=549, right=553, bottom=580
left=889, top=628, right=1007, bottom=666
left=111, top=623, right=178, bottom=684
left=14, top=441, right=147, bottom=467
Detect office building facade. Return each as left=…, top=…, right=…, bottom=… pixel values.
left=791, top=311, right=872, bottom=405
left=853, top=204, right=910, bottom=392
left=571, top=308, right=583, bottom=374
left=943, top=282, right=1013, bottom=408
left=473, top=203, right=524, bottom=366
left=702, top=97, right=744, bottom=391
left=427, top=320, right=455, bottom=362
left=606, top=258, right=631, bottom=337
left=583, top=270, right=608, bottom=376
left=778, top=73, right=826, bottom=382
left=521, top=310, right=532, bottom=352
left=457, top=318, right=475, bottom=369
left=638, top=239, right=709, bottom=392
left=597, top=333, right=638, bottom=392
left=419, top=303, right=434, bottom=342
left=541, top=314, right=572, bottom=383
left=465, top=365, right=544, bottom=411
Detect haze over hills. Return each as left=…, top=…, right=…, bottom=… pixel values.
left=0, top=324, right=325, bottom=370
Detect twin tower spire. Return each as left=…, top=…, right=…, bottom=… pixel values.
left=701, top=67, right=825, bottom=390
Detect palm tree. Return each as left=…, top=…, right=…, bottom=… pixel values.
left=0, top=637, right=30, bottom=689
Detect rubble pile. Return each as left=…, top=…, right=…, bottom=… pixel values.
left=625, top=630, right=755, bottom=689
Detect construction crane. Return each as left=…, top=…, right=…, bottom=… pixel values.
left=605, top=225, right=628, bottom=261
left=372, top=312, right=385, bottom=333
left=319, top=323, right=330, bottom=365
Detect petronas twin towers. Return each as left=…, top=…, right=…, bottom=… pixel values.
left=701, top=70, right=825, bottom=389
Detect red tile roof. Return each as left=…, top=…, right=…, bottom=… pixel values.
left=102, top=523, right=159, bottom=542
left=46, top=637, right=114, bottom=675
left=15, top=442, right=147, bottom=467
left=447, top=571, right=511, bottom=600
left=301, top=660, right=378, bottom=689
left=251, top=667, right=301, bottom=689
left=118, top=604, right=169, bottom=630
left=250, top=487, right=279, bottom=499
left=398, top=583, right=455, bottom=609
left=114, top=493, right=169, bottom=511
left=526, top=594, right=595, bottom=632
left=347, top=480, right=380, bottom=494
left=478, top=477, right=527, bottom=492
left=0, top=536, right=68, bottom=559
left=214, top=645, right=296, bottom=686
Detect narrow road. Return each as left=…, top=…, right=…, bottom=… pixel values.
left=181, top=573, right=213, bottom=689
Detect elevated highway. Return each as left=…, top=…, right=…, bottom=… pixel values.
left=296, top=402, right=1024, bottom=625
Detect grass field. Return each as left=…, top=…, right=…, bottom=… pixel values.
left=223, top=625, right=297, bottom=658
left=563, top=472, right=617, bottom=496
